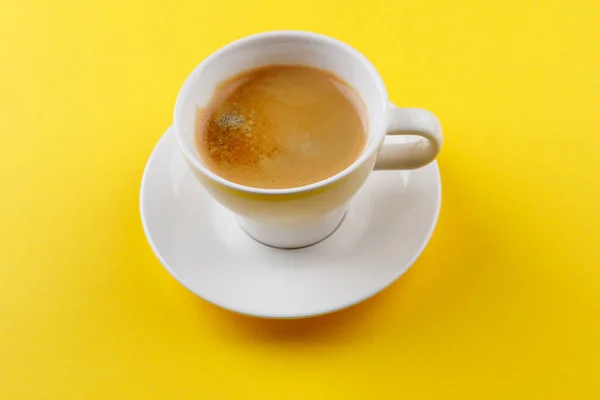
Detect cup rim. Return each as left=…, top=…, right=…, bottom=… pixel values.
left=174, top=30, right=389, bottom=195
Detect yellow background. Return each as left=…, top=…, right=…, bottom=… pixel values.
left=1, top=0, right=599, bottom=398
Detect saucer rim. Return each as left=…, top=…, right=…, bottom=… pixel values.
left=139, top=125, right=442, bottom=319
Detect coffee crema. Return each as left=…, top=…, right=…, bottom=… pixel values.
left=194, top=65, right=367, bottom=189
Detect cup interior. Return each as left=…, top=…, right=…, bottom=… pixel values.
left=174, top=31, right=388, bottom=191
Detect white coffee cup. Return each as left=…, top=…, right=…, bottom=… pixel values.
left=174, top=31, right=443, bottom=248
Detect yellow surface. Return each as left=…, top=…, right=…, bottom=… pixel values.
left=1, top=0, right=599, bottom=398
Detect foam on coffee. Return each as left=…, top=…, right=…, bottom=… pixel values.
left=195, top=65, right=366, bottom=189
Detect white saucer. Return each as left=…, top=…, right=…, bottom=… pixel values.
left=140, top=126, right=441, bottom=318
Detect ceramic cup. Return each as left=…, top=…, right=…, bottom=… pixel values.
left=174, top=31, right=443, bottom=248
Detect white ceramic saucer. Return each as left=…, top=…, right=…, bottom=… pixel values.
left=140, top=126, right=441, bottom=318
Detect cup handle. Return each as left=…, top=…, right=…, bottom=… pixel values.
left=374, top=103, right=443, bottom=170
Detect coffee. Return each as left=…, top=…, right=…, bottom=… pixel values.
left=194, top=65, right=367, bottom=189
